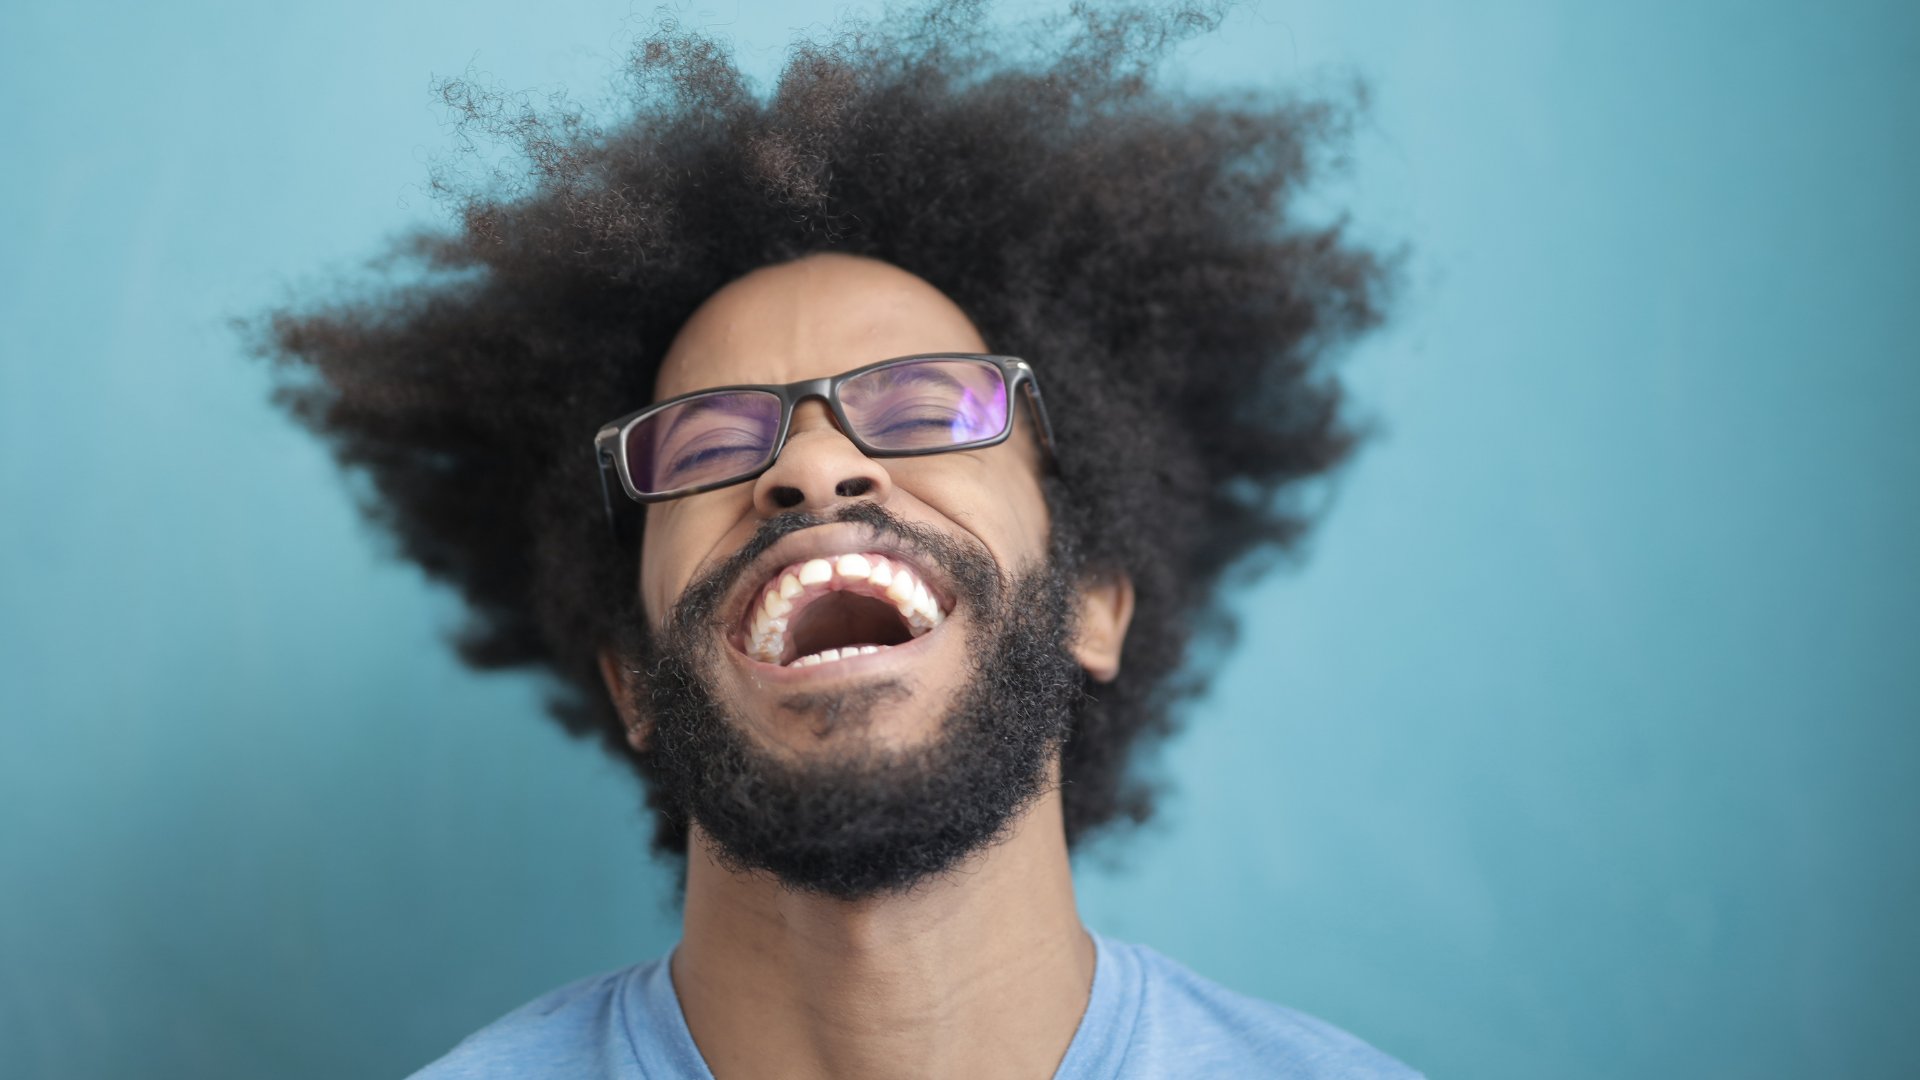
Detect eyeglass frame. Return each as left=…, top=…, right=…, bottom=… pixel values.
left=594, top=352, right=1057, bottom=538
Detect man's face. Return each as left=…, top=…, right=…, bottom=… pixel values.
left=602, top=253, right=1125, bottom=899
left=637, top=253, right=1055, bottom=755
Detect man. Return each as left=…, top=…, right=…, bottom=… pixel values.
left=259, top=3, right=1418, bottom=1076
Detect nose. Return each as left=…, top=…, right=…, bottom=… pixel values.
left=750, top=398, right=893, bottom=515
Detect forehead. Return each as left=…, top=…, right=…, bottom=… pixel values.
left=652, top=253, right=990, bottom=400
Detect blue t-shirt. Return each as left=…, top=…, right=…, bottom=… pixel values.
left=411, top=929, right=1421, bottom=1078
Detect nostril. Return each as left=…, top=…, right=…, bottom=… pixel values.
left=770, top=486, right=805, bottom=509
left=836, top=477, right=875, bottom=498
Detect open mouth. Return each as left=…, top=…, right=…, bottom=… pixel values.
left=741, top=552, right=951, bottom=668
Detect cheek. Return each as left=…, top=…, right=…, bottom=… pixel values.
left=637, top=516, right=671, bottom=623
left=897, top=455, right=1051, bottom=568
left=981, top=413, right=1053, bottom=562
left=1005, top=470, right=1051, bottom=559
left=641, top=484, right=768, bottom=618
left=637, top=499, right=735, bottom=624
left=981, top=476, right=1050, bottom=568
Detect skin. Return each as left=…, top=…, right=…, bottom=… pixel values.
left=598, top=252, right=1136, bottom=1080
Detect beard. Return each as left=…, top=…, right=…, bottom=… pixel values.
left=620, top=502, right=1086, bottom=902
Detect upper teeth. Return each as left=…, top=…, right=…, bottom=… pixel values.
left=746, top=551, right=947, bottom=665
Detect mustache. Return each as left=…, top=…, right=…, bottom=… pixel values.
left=665, top=501, right=1002, bottom=641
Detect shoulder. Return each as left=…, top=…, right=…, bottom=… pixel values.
left=1108, top=937, right=1423, bottom=1079
left=406, top=963, right=642, bottom=1080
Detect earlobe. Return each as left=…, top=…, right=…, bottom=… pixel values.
left=597, top=647, right=652, bottom=753
left=1070, top=572, right=1135, bottom=684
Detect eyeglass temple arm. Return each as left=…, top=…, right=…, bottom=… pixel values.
left=597, top=444, right=638, bottom=546
left=1020, top=376, right=1059, bottom=464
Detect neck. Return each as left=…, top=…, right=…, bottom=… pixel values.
left=670, top=773, right=1095, bottom=1080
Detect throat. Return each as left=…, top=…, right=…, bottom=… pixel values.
left=787, top=592, right=913, bottom=661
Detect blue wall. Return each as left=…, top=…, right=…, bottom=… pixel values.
left=3, top=2, right=1914, bottom=1077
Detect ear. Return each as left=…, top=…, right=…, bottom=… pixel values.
left=1070, top=571, right=1135, bottom=684
left=597, top=646, right=652, bottom=753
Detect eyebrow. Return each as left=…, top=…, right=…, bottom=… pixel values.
left=849, top=364, right=968, bottom=395
left=658, top=392, right=775, bottom=446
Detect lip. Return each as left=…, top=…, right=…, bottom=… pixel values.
left=719, top=521, right=961, bottom=658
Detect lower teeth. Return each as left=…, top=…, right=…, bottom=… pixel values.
left=789, top=644, right=886, bottom=668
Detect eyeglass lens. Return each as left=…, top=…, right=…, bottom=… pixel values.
left=622, top=358, right=1011, bottom=495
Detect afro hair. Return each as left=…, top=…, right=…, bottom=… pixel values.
left=254, top=0, right=1396, bottom=864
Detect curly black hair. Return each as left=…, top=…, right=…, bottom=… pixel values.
left=253, top=0, right=1394, bottom=866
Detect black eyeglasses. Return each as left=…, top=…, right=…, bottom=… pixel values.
left=594, top=353, right=1055, bottom=532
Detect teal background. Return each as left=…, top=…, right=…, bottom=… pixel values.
left=3, top=1, right=1915, bottom=1077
